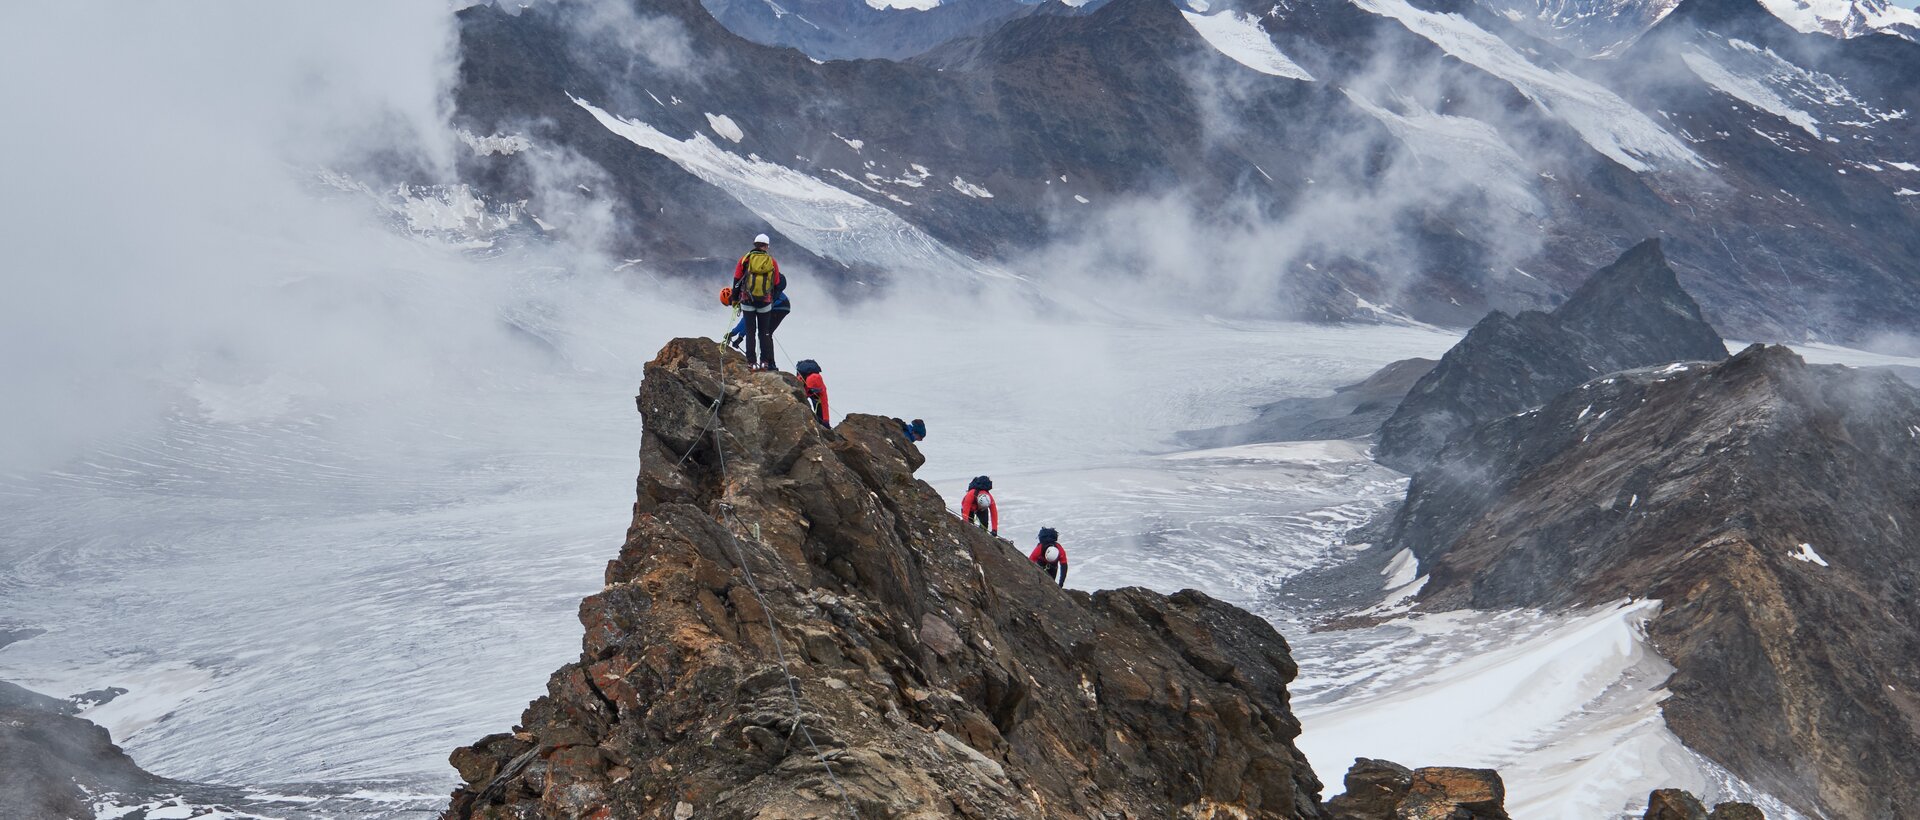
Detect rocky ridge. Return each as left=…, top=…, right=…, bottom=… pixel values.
left=445, top=338, right=1341, bottom=818
left=0, top=680, right=186, bottom=819
left=1377, top=329, right=1920, bottom=816
left=1375, top=239, right=1727, bottom=473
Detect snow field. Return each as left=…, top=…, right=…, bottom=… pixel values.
left=1291, top=601, right=1800, bottom=818
left=1181, top=9, right=1316, bottom=81
left=1350, top=0, right=1702, bottom=172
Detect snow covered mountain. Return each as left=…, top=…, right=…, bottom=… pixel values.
left=1755, top=0, right=1920, bottom=40
left=450, top=0, right=1919, bottom=344
left=700, top=0, right=1092, bottom=60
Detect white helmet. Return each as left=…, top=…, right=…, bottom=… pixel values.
left=753, top=233, right=771, bottom=245
left=1044, top=545, right=1061, bottom=563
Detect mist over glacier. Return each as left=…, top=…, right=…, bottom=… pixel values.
left=5, top=2, right=1919, bottom=819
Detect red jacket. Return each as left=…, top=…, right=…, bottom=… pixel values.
left=961, top=489, right=997, bottom=532
left=1030, top=541, right=1067, bottom=566
left=803, top=372, right=829, bottom=424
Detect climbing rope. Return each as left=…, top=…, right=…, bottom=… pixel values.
left=677, top=349, right=861, bottom=819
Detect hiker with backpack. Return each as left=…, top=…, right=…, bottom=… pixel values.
left=730, top=233, right=787, bottom=371
left=1030, top=528, right=1067, bottom=587
left=961, top=476, right=997, bottom=535
left=898, top=418, right=927, bottom=443
left=722, top=285, right=789, bottom=352
left=796, top=359, right=829, bottom=427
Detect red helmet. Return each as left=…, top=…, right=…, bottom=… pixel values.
left=719, top=286, right=734, bottom=306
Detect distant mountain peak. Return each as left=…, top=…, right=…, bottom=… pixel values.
left=1754, top=0, right=1920, bottom=39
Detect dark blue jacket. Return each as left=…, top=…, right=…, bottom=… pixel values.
left=730, top=292, right=791, bottom=337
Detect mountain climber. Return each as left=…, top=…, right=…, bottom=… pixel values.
left=898, top=418, right=927, bottom=442
left=961, top=476, right=997, bottom=535
left=796, top=359, right=829, bottom=426
left=723, top=286, right=789, bottom=352
left=1030, top=527, right=1067, bottom=587
left=730, top=233, right=786, bottom=371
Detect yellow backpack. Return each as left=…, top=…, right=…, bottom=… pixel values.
left=740, top=250, right=776, bottom=302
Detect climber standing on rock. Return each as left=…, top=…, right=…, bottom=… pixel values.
left=1030, top=528, right=1067, bottom=587
left=962, top=476, right=997, bottom=535
left=730, top=233, right=786, bottom=371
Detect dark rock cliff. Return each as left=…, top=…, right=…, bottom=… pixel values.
left=0, top=681, right=180, bottom=819
left=1382, top=237, right=1728, bottom=474
left=1376, top=239, right=1727, bottom=473
left=1384, top=342, right=1920, bottom=818
left=444, top=338, right=1332, bottom=818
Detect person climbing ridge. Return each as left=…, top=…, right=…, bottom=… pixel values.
left=730, top=233, right=786, bottom=371
left=961, top=476, right=997, bottom=535
left=796, top=359, right=829, bottom=427
left=1030, top=527, right=1067, bottom=587
left=898, top=418, right=926, bottom=442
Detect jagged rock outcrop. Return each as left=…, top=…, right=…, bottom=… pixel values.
left=1641, top=788, right=1764, bottom=820
left=1322, top=759, right=1509, bottom=820
left=444, top=338, right=1330, bottom=819
left=1383, top=343, right=1920, bottom=818
left=1375, top=240, right=1726, bottom=473
left=1180, top=358, right=1437, bottom=449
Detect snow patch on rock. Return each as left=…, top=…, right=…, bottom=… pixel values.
left=1682, top=49, right=1824, bottom=138
left=578, top=96, right=1018, bottom=282
left=950, top=176, right=994, bottom=198
left=1791, top=542, right=1830, bottom=566
left=1181, top=9, right=1316, bottom=81
left=704, top=112, right=744, bottom=143
left=1351, top=0, right=1701, bottom=172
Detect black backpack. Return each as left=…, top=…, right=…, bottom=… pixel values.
left=968, top=475, right=992, bottom=492
left=795, top=359, right=821, bottom=377
left=1038, top=527, right=1058, bottom=545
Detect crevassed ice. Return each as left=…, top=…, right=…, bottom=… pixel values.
left=1292, top=600, right=1806, bottom=819
left=1684, top=37, right=1902, bottom=142
left=1682, top=48, right=1824, bottom=138
left=1350, top=0, right=1701, bottom=173
left=1181, top=9, right=1316, bottom=81
left=575, top=96, right=1019, bottom=283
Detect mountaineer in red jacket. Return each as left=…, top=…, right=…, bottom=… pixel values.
left=1030, top=527, right=1067, bottom=587
left=795, top=360, right=828, bottom=426
left=961, top=476, right=997, bottom=535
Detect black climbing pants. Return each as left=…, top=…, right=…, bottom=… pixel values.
left=743, top=309, right=786, bottom=368
left=1041, top=561, right=1067, bottom=587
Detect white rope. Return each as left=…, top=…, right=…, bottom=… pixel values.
left=691, top=351, right=861, bottom=819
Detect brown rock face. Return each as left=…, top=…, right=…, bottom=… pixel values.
left=443, top=338, right=1329, bottom=819
left=1322, top=759, right=1508, bottom=820
left=1387, top=344, right=1920, bottom=817
left=1643, top=789, right=1709, bottom=820
left=1641, top=788, right=1765, bottom=820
